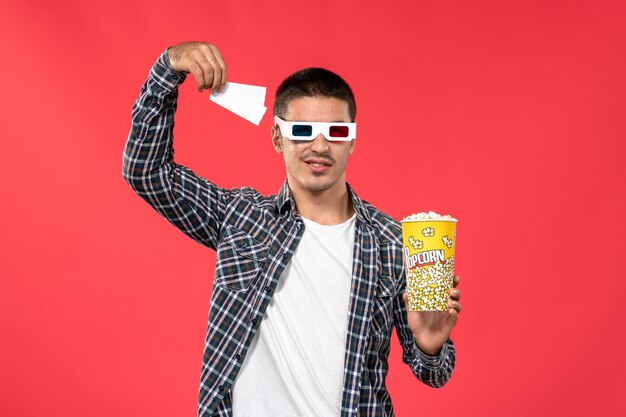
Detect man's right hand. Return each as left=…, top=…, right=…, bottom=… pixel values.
left=167, top=42, right=227, bottom=93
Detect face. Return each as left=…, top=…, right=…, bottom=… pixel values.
left=272, top=96, right=356, bottom=195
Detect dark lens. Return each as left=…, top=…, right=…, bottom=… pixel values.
left=292, top=124, right=312, bottom=137
left=329, top=126, right=349, bottom=137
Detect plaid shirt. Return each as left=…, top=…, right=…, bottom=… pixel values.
left=122, top=51, right=455, bottom=417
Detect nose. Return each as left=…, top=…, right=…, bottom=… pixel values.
left=310, top=133, right=329, bottom=153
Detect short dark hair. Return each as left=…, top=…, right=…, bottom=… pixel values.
left=273, top=67, right=356, bottom=121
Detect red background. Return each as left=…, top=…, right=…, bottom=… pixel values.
left=1, top=1, right=625, bottom=416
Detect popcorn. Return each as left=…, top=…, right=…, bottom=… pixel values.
left=422, top=227, right=435, bottom=237
left=402, top=211, right=457, bottom=222
left=442, top=235, right=453, bottom=249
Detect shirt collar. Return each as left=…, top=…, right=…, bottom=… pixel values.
left=274, top=180, right=373, bottom=225
left=347, top=182, right=373, bottom=225
left=275, top=180, right=295, bottom=214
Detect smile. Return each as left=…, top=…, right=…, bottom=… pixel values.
left=304, top=158, right=332, bottom=172
left=304, top=158, right=332, bottom=166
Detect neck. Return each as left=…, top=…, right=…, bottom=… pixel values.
left=288, top=178, right=355, bottom=226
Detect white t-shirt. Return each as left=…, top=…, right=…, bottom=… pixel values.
left=232, top=213, right=356, bottom=417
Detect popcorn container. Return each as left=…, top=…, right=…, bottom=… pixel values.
left=401, top=216, right=457, bottom=311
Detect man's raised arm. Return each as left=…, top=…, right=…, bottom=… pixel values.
left=122, top=42, right=228, bottom=250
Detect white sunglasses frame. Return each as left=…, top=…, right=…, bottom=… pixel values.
left=274, top=116, right=357, bottom=142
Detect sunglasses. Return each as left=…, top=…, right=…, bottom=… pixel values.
left=274, top=116, right=357, bottom=141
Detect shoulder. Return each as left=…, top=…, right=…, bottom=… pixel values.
left=359, top=198, right=402, bottom=244
left=348, top=183, right=402, bottom=244
left=216, top=185, right=280, bottom=245
left=225, top=186, right=277, bottom=211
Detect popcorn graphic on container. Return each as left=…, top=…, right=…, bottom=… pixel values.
left=422, top=227, right=435, bottom=237
left=401, top=211, right=457, bottom=311
left=408, top=236, right=423, bottom=250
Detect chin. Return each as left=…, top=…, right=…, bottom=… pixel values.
left=305, top=184, right=332, bottom=193
left=302, top=178, right=336, bottom=193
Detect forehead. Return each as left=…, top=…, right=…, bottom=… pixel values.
left=284, top=96, right=350, bottom=122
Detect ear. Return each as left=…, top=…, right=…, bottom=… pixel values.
left=349, top=138, right=356, bottom=155
left=271, top=126, right=283, bottom=153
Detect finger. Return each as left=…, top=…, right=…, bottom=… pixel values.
left=209, top=44, right=227, bottom=91
left=402, top=292, right=408, bottom=304
left=449, top=287, right=461, bottom=301
left=199, top=46, right=221, bottom=92
left=209, top=56, right=222, bottom=93
left=453, top=274, right=460, bottom=288
left=447, top=299, right=462, bottom=313
left=447, top=308, right=459, bottom=326
left=196, top=47, right=219, bottom=92
left=188, top=62, right=207, bottom=92
left=194, top=53, right=216, bottom=91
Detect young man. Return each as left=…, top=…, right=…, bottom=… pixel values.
left=123, top=41, right=462, bottom=417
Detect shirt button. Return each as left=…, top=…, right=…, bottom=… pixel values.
left=282, top=252, right=289, bottom=259
left=236, top=353, right=241, bottom=360
left=252, top=318, right=257, bottom=325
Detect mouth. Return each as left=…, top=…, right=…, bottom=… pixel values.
left=304, top=158, right=333, bottom=166
left=304, top=158, right=333, bottom=172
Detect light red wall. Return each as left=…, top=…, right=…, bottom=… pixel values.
left=1, top=1, right=625, bottom=416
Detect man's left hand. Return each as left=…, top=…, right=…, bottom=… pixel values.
left=402, top=274, right=462, bottom=356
